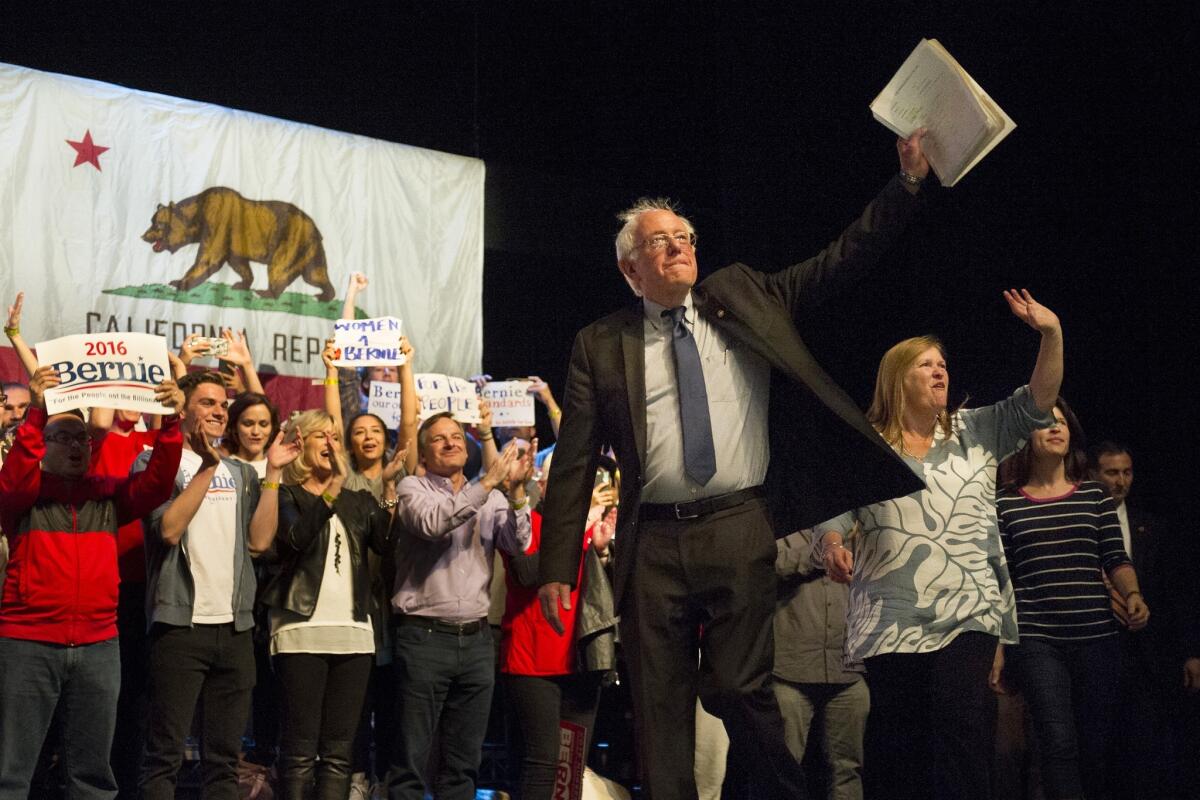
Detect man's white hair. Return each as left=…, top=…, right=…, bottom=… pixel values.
left=614, top=197, right=696, bottom=297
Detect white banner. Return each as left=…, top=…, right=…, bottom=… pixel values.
left=0, top=63, right=484, bottom=395
left=35, top=332, right=172, bottom=414
left=480, top=381, right=535, bottom=427
left=365, top=380, right=403, bottom=429
left=414, top=373, right=479, bottom=424
left=331, top=316, right=406, bottom=368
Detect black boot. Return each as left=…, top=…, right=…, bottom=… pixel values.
left=315, top=738, right=354, bottom=800
left=278, top=739, right=319, bottom=800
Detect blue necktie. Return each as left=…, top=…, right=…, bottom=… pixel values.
left=664, top=306, right=716, bottom=486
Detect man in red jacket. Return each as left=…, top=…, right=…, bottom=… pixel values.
left=0, top=365, right=184, bottom=799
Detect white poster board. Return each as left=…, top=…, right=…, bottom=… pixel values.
left=414, top=373, right=480, bottom=424
left=480, top=381, right=535, bottom=428
left=365, top=380, right=402, bottom=429
left=331, top=316, right=405, bottom=368
left=36, top=332, right=172, bottom=414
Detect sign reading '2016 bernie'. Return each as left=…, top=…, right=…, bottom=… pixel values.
left=35, top=332, right=173, bottom=415
left=330, top=316, right=406, bottom=368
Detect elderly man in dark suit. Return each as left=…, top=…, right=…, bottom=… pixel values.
left=538, top=131, right=931, bottom=800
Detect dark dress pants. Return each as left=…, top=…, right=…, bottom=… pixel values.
left=621, top=498, right=806, bottom=800
left=503, top=671, right=603, bottom=800
left=385, top=623, right=494, bottom=800
left=863, top=631, right=998, bottom=800
left=139, top=623, right=256, bottom=800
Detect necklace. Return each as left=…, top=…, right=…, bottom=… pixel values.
left=899, top=425, right=936, bottom=460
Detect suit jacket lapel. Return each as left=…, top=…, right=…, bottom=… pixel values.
left=619, top=306, right=648, bottom=471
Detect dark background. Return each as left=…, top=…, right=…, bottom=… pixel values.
left=3, top=2, right=1196, bottom=513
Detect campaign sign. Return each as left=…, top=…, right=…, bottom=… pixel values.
left=552, top=720, right=586, bottom=800
left=36, top=333, right=172, bottom=415
left=330, top=316, right=406, bottom=368
left=481, top=381, right=535, bottom=428
left=365, top=380, right=403, bottom=429
left=414, top=373, right=480, bottom=424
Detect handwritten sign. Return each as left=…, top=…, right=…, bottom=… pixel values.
left=365, top=381, right=403, bottom=429
left=480, top=381, right=534, bottom=428
left=331, top=316, right=406, bottom=367
left=35, top=333, right=172, bottom=415
left=414, top=373, right=479, bottom=424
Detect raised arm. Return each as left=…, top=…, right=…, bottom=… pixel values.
left=248, top=430, right=303, bottom=555
left=341, top=271, right=369, bottom=321
left=321, top=338, right=343, bottom=433
left=115, top=381, right=185, bottom=524
left=528, top=375, right=562, bottom=439
left=475, top=397, right=499, bottom=473
left=159, top=430, right=221, bottom=546
left=0, top=366, right=57, bottom=520
left=5, top=293, right=39, bottom=378
left=1004, top=289, right=1063, bottom=413
left=397, top=336, right=419, bottom=474
left=762, top=130, right=930, bottom=316
left=217, top=328, right=265, bottom=396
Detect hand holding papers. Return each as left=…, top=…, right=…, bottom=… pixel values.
left=872, top=39, right=1015, bottom=187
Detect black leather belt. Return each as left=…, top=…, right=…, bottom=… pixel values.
left=394, top=615, right=485, bottom=636
left=639, top=486, right=766, bottom=522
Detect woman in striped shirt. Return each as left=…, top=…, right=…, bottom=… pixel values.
left=996, top=397, right=1148, bottom=800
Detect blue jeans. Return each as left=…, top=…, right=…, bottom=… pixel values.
left=0, top=636, right=121, bottom=800
left=1011, top=635, right=1120, bottom=800
left=385, top=622, right=494, bottom=800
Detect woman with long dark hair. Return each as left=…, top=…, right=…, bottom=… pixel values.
left=996, top=397, right=1147, bottom=800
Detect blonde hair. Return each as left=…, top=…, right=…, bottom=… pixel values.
left=866, top=335, right=954, bottom=450
left=282, top=410, right=347, bottom=485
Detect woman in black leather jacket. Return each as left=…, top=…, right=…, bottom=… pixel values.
left=261, top=410, right=397, bottom=800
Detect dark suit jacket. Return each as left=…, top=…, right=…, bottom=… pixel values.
left=539, top=176, right=927, bottom=609
left=1122, top=504, right=1200, bottom=672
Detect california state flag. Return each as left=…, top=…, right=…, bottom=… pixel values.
left=0, top=62, right=484, bottom=411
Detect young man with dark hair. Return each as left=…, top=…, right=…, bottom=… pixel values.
left=136, top=371, right=300, bottom=800
left=0, top=365, right=184, bottom=799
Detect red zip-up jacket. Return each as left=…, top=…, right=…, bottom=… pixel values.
left=0, top=406, right=182, bottom=646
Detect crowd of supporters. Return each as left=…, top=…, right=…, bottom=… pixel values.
left=1, top=264, right=1197, bottom=800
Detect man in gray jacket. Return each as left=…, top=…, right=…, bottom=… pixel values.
left=773, top=529, right=869, bottom=800
left=136, top=372, right=299, bottom=800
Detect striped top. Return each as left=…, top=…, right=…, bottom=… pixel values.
left=997, top=481, right=1130, bottom=642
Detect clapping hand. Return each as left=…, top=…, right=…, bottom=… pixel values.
left=265, top=429, right=303, bottom=472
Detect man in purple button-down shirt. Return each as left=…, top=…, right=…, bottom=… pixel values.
left=385, top=412, right=534, bottom=800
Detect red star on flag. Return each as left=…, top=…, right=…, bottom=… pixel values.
left=65, top=130, right=110, bottom=171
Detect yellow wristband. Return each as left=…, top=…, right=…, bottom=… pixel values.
left=548, top=408, right=562, bottom=419
left=323, top=378, right=339, bottom=386
left=509, top=495, right=529, bottom=511
left=3, top=326, right=18, bottom=337
left=261, top=480, right=280, bottom=491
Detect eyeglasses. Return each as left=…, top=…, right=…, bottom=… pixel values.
left=44, top=432, right=90, bottom=446
left=635, top=232, right=697, bottom=253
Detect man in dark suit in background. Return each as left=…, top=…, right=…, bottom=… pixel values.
left=537, top=131, right=932, bottom=800
left=1090, top=442, right=1200, bottom=798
